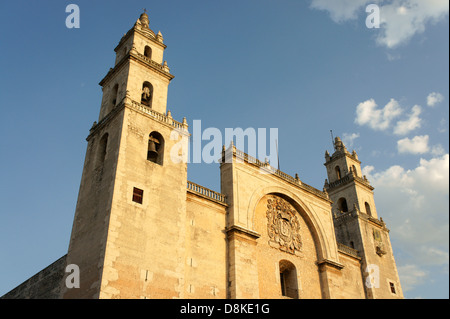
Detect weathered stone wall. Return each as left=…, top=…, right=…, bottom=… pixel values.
left=1, top=255, right=66, bottom=299
left=184, top=192, right=227, bottom=298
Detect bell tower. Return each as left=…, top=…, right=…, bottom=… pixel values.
left=62, top=11, right=190, bottom=299
left=324, top=137, right=403, bottom=299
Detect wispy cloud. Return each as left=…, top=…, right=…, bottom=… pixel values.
left=427, top=92, right=444, bottom=107
left=342, top=132, right=360, bottom=148
left=310, top=0, right=449, bottom=49
left=397, top=264, right=428, bottom=292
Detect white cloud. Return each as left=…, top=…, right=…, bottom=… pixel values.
left=362, top=154, right=449, bottom=293
left=355, top=98, right=403, bottom=131
left=363, top=154, right=449, bottom=270
left=376, top=0, right=449, bottom=48
left=342, top=132, right=360, bottom=147
left=397, top=135, right=429, bottom=154
left=310, top=0, right=449, bottom=48
left=427, top=92, right=444, bottom=107
left=393, top=105, right=422, bottom=135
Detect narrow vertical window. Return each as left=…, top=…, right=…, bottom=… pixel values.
left=389, top=282, right=396, bottom=294
left=335, top=166, right=341, bottom=180
left=365, top=202, right=372, bottom=216
left=352, top=165, right=358, bottom=176
left=111, top=84, right=119, bottom=109
left=144, top=45, right=152, bottom=59
left=337, top=197, right=349, bottom=213
left=132, top=187, right=144, bottom=204
left=96, top=133, right=108, bottom=168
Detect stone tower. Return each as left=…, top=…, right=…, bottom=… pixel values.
left=324, top=137, right=403, bottom=299
left=61, top=12, right=190, bottom=299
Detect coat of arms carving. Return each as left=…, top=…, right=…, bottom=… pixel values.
left=266, top=196, right=302, bottom=255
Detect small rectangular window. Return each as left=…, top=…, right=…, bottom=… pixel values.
left=132, top=187, right=143, bottom=204
left=389, top=282, right=396, bottom=294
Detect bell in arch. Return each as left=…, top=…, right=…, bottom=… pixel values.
left=147, top=132, right=163, bottom=165
left=148, top=139, right=158, bottom=157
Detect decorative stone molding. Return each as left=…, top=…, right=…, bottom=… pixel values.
left=226, top=225, right=261, bottom=240
left=266, top=196, right=303, bottom=255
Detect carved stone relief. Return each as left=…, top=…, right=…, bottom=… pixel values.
left=266, top=196, right=303, bottom=255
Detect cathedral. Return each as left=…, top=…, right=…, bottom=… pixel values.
left=2, top=12, right=403, bottom=299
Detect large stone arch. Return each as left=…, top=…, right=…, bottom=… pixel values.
left=246, top=185, right=333, bottom=263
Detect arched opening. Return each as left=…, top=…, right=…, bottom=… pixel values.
left=279, top=260, right=299, bottom=299
left=352, top=165, right=358, bottom=176
left=147, top=131, right=164, bottom=165
left=144, top=45, right=152, bottom=59
left=141, top=81, right=153, bottom=107
left=337, top=197, right=348, bottom=213
left=335, top=166, right=342, bottom=180
left=96, top=133, right=108, bottom=168
left=365, top=202, right=372, bottom=216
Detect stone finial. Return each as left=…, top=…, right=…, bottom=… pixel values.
left=157, top=30, right=164, bottom=42
left=182, top=117, right=188, bottom=130
left=163, top=61, right=170, bottom=72
left=325, top=150, right=330, bottom=162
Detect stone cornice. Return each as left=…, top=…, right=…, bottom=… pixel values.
left=129, top=49, right=174, bottom=81
left=220, top=146, right=332, bottom=203
left=87, top=97, right=189, bottom=141
left=98, top=54, right=129, bottom=87
left=98, top=49, right=174, bottom=88
left=325, top=171, right=374, bottom=192
left=86, top=99, right=125, bottom=141
left=317, top=258, right=345, bottom=270
left=226, top=225, right=261, bottom=240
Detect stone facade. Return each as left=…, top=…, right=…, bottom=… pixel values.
left=2, top=12, right=403, bottom=299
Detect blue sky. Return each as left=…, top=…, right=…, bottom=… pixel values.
left=0, top=0, right=448, bottom=298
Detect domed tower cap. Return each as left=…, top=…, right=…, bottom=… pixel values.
left=139, top=10, right=150, bottom=28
